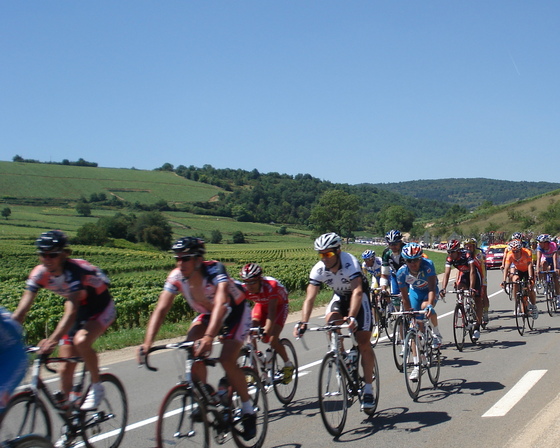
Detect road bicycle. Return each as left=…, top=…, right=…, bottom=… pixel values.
left=1, top=434, right=54, bottom=448
left=505, top=279, right=536, bottom=336
left=448, top=289, right=478, bottom=351
left=540, top=270, right=559, bottom=316
left=144, top=341, right=268, bottom=448
left=304, top=322, right=380, bottom=437
left=237, top=327, right=299, bottom=405
left=370, top=289, right=401, bottom=347
left=0, top=347, right=127, bottom=448
left=393, top=310, right=441, bottom=401
left=391, top=310, right=409, bottom=372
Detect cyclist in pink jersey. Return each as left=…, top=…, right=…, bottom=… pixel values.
left=536, top=234, right=560, bottom=306
left=13, top=230, right=116, bottom=411
left=240, top=263, right=294, bottom=382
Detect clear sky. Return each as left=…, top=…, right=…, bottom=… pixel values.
left=1, top=1, right=558, bottom=185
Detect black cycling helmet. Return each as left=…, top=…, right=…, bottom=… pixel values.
left=385, top=230, right=403, bottom=244
left=171, top=237, right=206, bottom=256
left=35, top=230, right=69, bottom=252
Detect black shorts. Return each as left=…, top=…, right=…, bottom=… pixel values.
left=325, top=292, right=373, bottom=332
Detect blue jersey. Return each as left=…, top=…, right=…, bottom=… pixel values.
left=396, top=258, right=438, bottom=293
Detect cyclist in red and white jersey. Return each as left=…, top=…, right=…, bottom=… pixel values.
left=536, top=234, right=560, bottom=307
left=13, top=230, right=116, bottom=411
left=240, top=263, right=294, bottom=382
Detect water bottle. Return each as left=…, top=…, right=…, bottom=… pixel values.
left=217, top=377, right=229, bottom=406
left=346, top=347, right=358, bottom=373
left=53, top=390, right=67, bottom=409
left=264, top=348, right=273, bottom=368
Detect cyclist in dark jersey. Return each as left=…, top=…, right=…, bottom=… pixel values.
left=138, top=237, right=256, bottom=440
left=380, top=230, right=406, bottom=295
left=13, top=230, right=116, bottom=411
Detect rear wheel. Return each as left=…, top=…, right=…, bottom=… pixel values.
left=0, top=392, right=52, bottom=443
left=370, top=306, right=381, bottom=347
left=515, top=295, right=526, bottom=336
left=272, top=338, right=298, bottom=405
left=525, top=296, right=535, bottom=331
left=425, top=333, right=441, bottom=386
left=318, top=352, right=348, bottom=437
left=9, top=434, right=54, bottom=448
left=453, top=304, right=467, bottom=351
left=546, top=285, right=555, bottom=317
left=403, top=332, right=421, bottom=400
left=392, top=315, right=406, bottom=372
left=361, top=351, right=380, bottom=416
left=384, top=305, right=397, bottom=341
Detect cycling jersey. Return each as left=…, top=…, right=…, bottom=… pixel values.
left=537, top=241, right=558, bottom=264
left=25, top=259, right=112, bottom=321
left=396, top=258, right=439, bottom=312
left=504, top=248, right=533, bottom=272
left=362, top=257, right=382, bottom=288
left=381, top=247, right=405, bottom=274
left=243, top=277, right=289, bottom=326
left=445, top=250, right=483, bottom=292
left=0, top=307, right=27, bottom=412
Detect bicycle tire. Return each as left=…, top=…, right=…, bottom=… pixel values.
left=82, top=373, right=128, bottom=448
left=318, top=352, right=348, bottom=437
left=425, top=333, right=441, bottom=386
left=392, top=315, right=406, bottom=372
left=271, top=338, right=299, bottom=405
left=384, top=306, right=397, bottom=342
left=370, top=306, right=381, bottom=347
left=546, top=285, right=555, bottom=317
left=0, top=391, right=52, bottom=443
left=156, top=384, right=209, bottom=448
left=8, top=434, right=54, bottom=448
left=515, top=295, right=526, bottom=336
left=467, top=303, right=478, bottom=344
left=453, top=304, right=467, bottom=352
left=360, top=351, right=380, bottom=416
left=230, top=366, right=268, bottom=448
left=403, top=331, right=421, bottom=400
left=525, top=296, right=536, bottom=331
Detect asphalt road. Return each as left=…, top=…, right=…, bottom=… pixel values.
left=33, top=269, right=560, bottom=447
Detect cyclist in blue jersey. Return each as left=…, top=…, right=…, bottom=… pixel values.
left=0, top=307, right=27, bottom=414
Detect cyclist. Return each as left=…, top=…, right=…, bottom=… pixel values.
left=239, top=263, right=294, bottom=383
left=12, top=230, right=116, bottom=411
left=294, top=232, right=376, bottom=410
left=440, top=240, right=484, bottom=341
left=361, top=249, right=382, bottom=290
left=463, top=238, right=490, bottom=326
left=138, top=237, right=256, bottom=439
left=535, top=234, right=560, bottom=307
left=530, top=238, right=539, bottom=268
left=501, top=240, right=538, bottom=319
left=0, top=307, right=27, bottom=414
left=380, top=230, right=406, bottom=296
left=397, top=242, right=442, bottom=381
left=501, top=232, right=524, bottom=271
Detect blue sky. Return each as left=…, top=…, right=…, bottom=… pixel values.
left=1, top=1, right=558, bottom=185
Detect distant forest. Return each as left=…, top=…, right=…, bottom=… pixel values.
left=368, top=178, right=560, bottom=210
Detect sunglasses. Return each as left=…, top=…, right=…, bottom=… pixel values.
left=39, top=252, right=62, bottom=259
left=405, top=258, right=420, bottom=264
left=319, top=251, right=337, bottom=259
left=447, top=250, right=458, bottom=254
left=245, top=279, right=259, bottom=285
left=389, top=242, right=400, bottom=246
left=174, top=255, right=196, bottom=262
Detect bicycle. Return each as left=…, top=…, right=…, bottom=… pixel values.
left=1, top=434, right=54, bottom=448
left=394, top=310, right=441, bottom=401
left=370, top=290, right=401, bottom=347
left=0, top=347, right=127, bottom=448
left=237, top=327, right=299, bottom=405
left=505, top=279, right=536, bottom=336
left=448, top=289, right=478, bottom=351
left=144, top=341, right=268, bottom=448
left=540, top=270, right=559, bottom=316
left=304, top=322, right=380, bottom=437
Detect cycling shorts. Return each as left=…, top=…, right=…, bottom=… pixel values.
left=325, top=292, right=373, bottom=332
left=409, top=289, right=439, bottom=320
left=193, top=301, right=251, bottom=343
left=252, top=301, right=288, bottom=328
left=60, top=299, right=116, bottom=345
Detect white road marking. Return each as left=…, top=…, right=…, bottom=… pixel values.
left=482, top=370, right=547, bottom=417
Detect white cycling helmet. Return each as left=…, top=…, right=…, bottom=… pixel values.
left=314, top=233, right=342, bottom=251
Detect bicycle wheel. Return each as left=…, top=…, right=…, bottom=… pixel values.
left=231, top=367, right=268, bottom=448
left=526, top=297, right=535, bottom=331
left=515, top=295, right=526, bottom=336
left=546, top=285, right=555, bottom=317
left=453, top=304, right=467, bottom=352
left=370, top=306, right=380, bottom=347
left=156, top=384, right=209, bottom=448
left=0, top=392, right=52, bottom=443
left=318, top=352, right=348, bottom=437
left=237, top=345, right=256, bottom=369
left=271, top=338, right=298, bottom=405
left=361, top=351, right=380, bottom=416
left=384, top=305, right=397, bottom=342
left=536, top=280, right=544, bottom=296
left=82, top=373, right=128, bottom=448
left=425, top=333, right=441, bottom=387
left=392, top=315, right=406, bottom=372
left=467, top=305, right=478, bottom=344
left=8, top=434, right=55, bottom=448
left=403, top=331, right=421, bottom=400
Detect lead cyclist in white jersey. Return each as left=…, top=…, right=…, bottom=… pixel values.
left=294, top=232, right=376, bottom=410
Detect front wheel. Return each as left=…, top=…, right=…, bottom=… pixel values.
left=156, top=384, right=209, bottom=448
left=0, top=391, right=52, bottom=443
left=272, top=338, right=299, bottom=405
left=392, top=315, right=406, bottom=372
left=515, top=295, right=526, bottom=336
left=453, top=304, right=467, bottom=351
left=361, top=351, right=380, bottom=416
left=403, top=331, right=421, bottom=400
left=9, top=434, right=55, bottom=448
left=546, top=287, right=555, bottom=317
left=370, top=306, right=380, bottom=347
left=425, top=333, right=441, bottom=387
left=82, top=373, right=128, bottom=448
left=318, top=352, right=348, bottom=437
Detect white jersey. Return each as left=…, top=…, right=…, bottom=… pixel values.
left=309, top=251, right=363, bottom=297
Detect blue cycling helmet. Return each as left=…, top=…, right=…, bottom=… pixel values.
left=361, top=249, right=375, bottom=260
left=401, top=242, right=423, bottom=260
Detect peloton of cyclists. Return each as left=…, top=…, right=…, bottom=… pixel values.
left=397, top=243, right=443, bottom=381
left=239, top=263, right=294, bottom=383
left=440, top=240, right=484, bottom=341
left=535, top=234, right=560, bottom=308
left=294, top=232, right=377, bottom=410
left=13, top=230, right=116, bottom=411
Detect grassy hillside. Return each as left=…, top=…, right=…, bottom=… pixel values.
left=0, top=161, right=222, bottom=205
